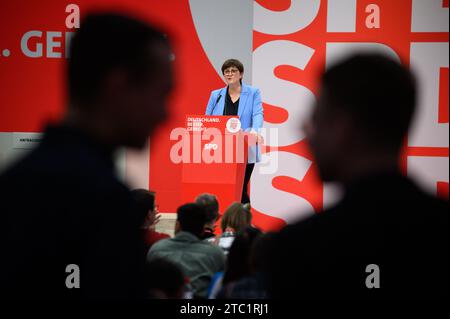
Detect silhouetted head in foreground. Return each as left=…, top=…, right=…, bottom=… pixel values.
left=304, top=53, right=416, bottom=184
left=66, top=13, right=173, bottom=148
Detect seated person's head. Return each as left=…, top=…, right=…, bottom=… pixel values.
left=131, top=189, right=156, bottom=228
left=67, top=13, right=174, bottom=149
left=304, top=53, right=416, bottom=183
left=195, top=193, right=219, bottom=229
left=175, top=203, right=207, bottom=238
left=145, top=258, right=185, bottom=299
left=223, top=226, right=262, bottom=285
left=221, top=202, right=252, bottom=233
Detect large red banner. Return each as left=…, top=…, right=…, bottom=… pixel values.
left=0, top=1, right=448, bottom=231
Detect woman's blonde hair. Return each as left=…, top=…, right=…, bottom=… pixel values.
left=221, top=202, right=252, bottom=233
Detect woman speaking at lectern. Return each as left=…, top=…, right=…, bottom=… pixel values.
left=205, top=59, right=264, bottom=204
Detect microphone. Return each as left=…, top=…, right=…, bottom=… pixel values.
left=210, top=90, right=223, bottom=115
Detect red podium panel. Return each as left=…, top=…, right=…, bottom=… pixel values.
left=181, top=115, right=248, bottom=213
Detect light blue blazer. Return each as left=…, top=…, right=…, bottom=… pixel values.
left=205, top=83, right=263, bottom=163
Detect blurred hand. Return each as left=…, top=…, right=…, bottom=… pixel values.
left=248, top=131, right=264, bottom=144
left=148, top=206, right=161, bottom=230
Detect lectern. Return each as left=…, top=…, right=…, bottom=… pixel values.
left=180, top=115, right=249, bottom=212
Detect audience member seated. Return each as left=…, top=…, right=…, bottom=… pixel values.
left=0, top=13, right=173, bottom=299
left=147, top=203, right=226, bottom=298
left=214, top=202, right=252, bottom=254
left=195, top=193, right=220, bottom=240
left=268, top=53, right=449, bottom=298
left=145, top=258, right=185, bottom=299
left=131, top=189, right=170, bottom=255
left=226, top=232, right=275, bottom=299
left=214, top=227, right=262, bottom=298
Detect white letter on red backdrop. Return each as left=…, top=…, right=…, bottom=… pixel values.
left=327, top=0, right=357, bottom=32
left=251, top=151, right=315, bottom=224
left=21, top=31, right=42, bottom=58
left=253, top=40, right=316, bottom=147
left=411, top=0, right=449, bottom=32
left=254, top=0, right=320, bottom=35
left=409, top=43, right=449, bottom=148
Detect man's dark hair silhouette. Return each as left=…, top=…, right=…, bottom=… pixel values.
left=0, top=13, right=173, bottom=298
left=268, top=53, right=449, bottom=298
left=176, top=203, right=208, bottom=238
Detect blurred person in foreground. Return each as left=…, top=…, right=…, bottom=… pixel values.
left=0, top=13, right=173, bottom=298
left=268, top=54, right=449, bottom=298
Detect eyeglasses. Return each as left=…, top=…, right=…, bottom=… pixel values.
left=224, top=68, right=239, bottom=75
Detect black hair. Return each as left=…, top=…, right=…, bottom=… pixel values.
left=221, top=59, right=244, bottom=74
left=130, top=189, right=155, bottom=222
left=221, top=59, right=244, bottom=84
left=195, top=193, right=219, bottom=224
left=177, top=203, right=207, bottom=238
left=322, top=53, right=416, bottom=151
left=68, top=13, right=169, bottom=106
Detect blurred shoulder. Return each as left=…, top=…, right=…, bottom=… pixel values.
left=211, top=86, right=226, bottom=96
left=149, top=237, right=173, bottom=252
